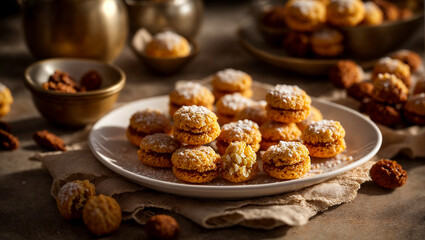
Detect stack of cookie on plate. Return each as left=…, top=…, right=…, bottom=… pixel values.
left=126, top=68, right=348, bottom=184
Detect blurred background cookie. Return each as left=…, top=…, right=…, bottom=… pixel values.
left=283, top=0, right=327, bottom=32
left=326, top=0, right=365, bottom=26
left=145, top=31, right=191, bottom=58
left=0, top=82, right=13, bottom=117
left=310, top=28, right=344, bottom=57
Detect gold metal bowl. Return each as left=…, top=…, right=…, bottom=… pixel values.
left=131, top=29, right=199, bottom=75
left=24, top=58, right=126, bottom=127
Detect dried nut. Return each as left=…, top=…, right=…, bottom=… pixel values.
left=33, top=130, right=66, bottom=151
left=80, top=70, right=102, bottom=91
left=145, top=214, right=180, bottom=240
left=0, top=129, right=19, bottom=150
left=370, top=159, right=407, bottom=189
left=83, top=195, right=122, bottom=236
left=56, top=180, right=96, bottom=220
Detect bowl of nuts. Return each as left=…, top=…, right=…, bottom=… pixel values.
left=24, top=58, right=126, bottom=127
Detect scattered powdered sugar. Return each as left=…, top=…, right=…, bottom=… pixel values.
left=222, top=119, right=259, bottom=137
left=219, top=93, right=254, bottom=111
left=176, top=146, right=217, bottom=167
left=176, top=105, right=213, bottom=123
left=133, top=108, right=165, bottom=125
left=378, top=57, right=399, bottom=72
left=57, top=182, right=80, bottom=205
left=268, top=141, right=305, bottom=158
left=364, top=1, right=379, bottom=13
left=308, top=120, right=339, bottom=135
left=292, top=0, right=317, bottom=15
left=141, top=133, right=179, bottom=152
left=331, top=0, right=356, bottom=13
left=216, top=69, right=247, bottom=84
left=268, top=84, right=305, bottom=104
left=174, top=82, right=206, bottom=99
left=311, top=155, right=353, bottom=171
left=153, top=31, right=184, bottom=51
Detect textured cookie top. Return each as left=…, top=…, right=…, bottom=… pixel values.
left=235, top=101, right=268, bottom=126
left=222, top=141, right=257, bottom=178
left=311, top=28, right=344, bottom=45
left=173, top=105, right=218, bottom=132
left=372, top=73, right=409, bottom=104
left=57, top=180, right=95, bottom=205
left=211, top=68, right=252, bottom=92
left=129, top=109, right=171, bottom=134
left=151, top=31, right=185, bottom=51
left=362, top=2, right=383, bottom=25
left=296, top=106, right=323, bottom=130
left=285, top=0, right=326, bottom=21
left=260, top=122, right=301, bottom=141
left=216, top=93, right=255, bottom=115
left=218, top=119, right=262, bottom=145
left=262, top=141, right=310, bottom=166
left=169, top=82, right=214, bottom=106
left=373, top=57, right=410, bottom=78
left=139, top=133, right=180, bottom=154
left=328, top=0, right=363, bottom=15
left=145, top=31, right=190, bottom=58
left=0, top=82, right=13, bottom=104
left=302, top=119, right=346, bottom=143
left=171, top=146, right=220, bottom=172
left=404, top=93, right=425, bottom=115
left=266, top=84, right=311, bottom=109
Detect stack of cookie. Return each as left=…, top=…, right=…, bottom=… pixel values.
left=211, top=68, right=253, bottom=99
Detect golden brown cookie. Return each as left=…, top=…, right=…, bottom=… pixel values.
left=260, top=121, right=301, bottom=150
left=137, top=133, right=181, bottom=168
left=171, top=146, right=220, bottom=183
left=360, top=100, right=401, bottom=127
left=145, top=31, right=191, bottom=58
left=145, top=215, right=180, bottom=240
left=372, top=0, right=399, bottom=21
left=327, top=0, right=365, bottom=26
left=403, top=93, right=425, bottom=125
left=283, top=0, right=327, bottom=32
left=82, top=195, right=122, bottom=236
left=329, top=60, right=364, bottom=89
left=234, top=101, right=268, bottom=126
left=126, top=109, right=172, bottom=147
left=390, top=49, right=422, bottom=73
left=221, top=141, right=259, bottom=183
left=296, top=106, right=323, bottom=131
left=262, top=141, right=311, bottom=180
left=370, top=159, right=407, bottom=189
left=56, top=180, right=96, bottom=220
left=302, top=120, right=346, bottom=158
left=173, top=105, right=220, bottom=145
left=311, top=28, right=344, bottom=57
left=347, top=81, right=374, bottom=102
left=216, top=93, right=255, bottom=125
left=211, top=69, right=253, bottom=97
left=0, top=82, right=13, bottom=117
left=371, top=73, right=409, bottom=104
left=169, top=82, right=214, bottom=116
left=265, top=84, right=311, bottom=123
left=362, top=1, right=384, bottom=25
left=372, top=57, right=411, bottom=88
left=216, top=119, right=262, bottom=155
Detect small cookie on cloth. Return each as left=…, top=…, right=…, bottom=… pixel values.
left=0, top=82, right=13, bottom=117
left=137, top=133, right=181, bottom=168
left=260, top=121, right=301, bottom=150
left=216, top=119, right=262, bottom=155
left=390, top=49, right=422, bottom=73
left=56, top=180, right=96, bottom=220
left=82, top=195, right=122, bottom=236
left=262, top=141, right=311, bottom=180
left=327, top=0, right=365, bottom=27
left=235, top=100, right=268, bottom=126
left=329, top=60, right=363, bottom=89
left=296, top=106, right=323, bottom=131
left=372, top=57, right=411, bottom=88
left=172, top=146, right=220, bottom=183
left=145, top=31, right=191, bottom=58
left=169, top=81, right=214, bottom=116
left=221, top=141, right=259, bottom=183
left=360, top=100, right=401, bottom=127
left=403, top=93, right=425, bottom=126
left=216, top=93, right=255, bottom=125
left=283, top=0, right=327, bottom=32
left=126, top=109, right=172, bottom=147
left=173, top=105, right=220, bottom=145
left=362, top=1, right=384, bottom=25
left=302, top=119, right=346, bottom=158
left=347, top=81, right=373, bottom=102
left=371, top=73, right=409, bottom=105
left=211, top=68, right=253, bottom=99
left=311, top=27, right=344, bottom=57
left=265, top=84, right=311, bottom=123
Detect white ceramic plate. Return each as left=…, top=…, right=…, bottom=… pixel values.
left=88, top=84, right=382, bottom=199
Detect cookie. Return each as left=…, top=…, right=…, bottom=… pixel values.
left=311, top=28, right=344, bottom=57
left=211, top=68, right=252, bottom=95
left=283, top=31, right=311, bottom=58
left=216, top=93, right=254, bottom=125
left=260, top=121, right=301, bottom=150
left=126, top=109, right=172, bottom=147
left=372, top=57, right=411, bottom=88
left=171, top=146, right=220, bottom=183
left=265, top=84, right=311, bottom=123
left=403, top=93, right=425, bottom=125
left=0, top=82, right=13, bottom=116
left=216, top=119, right=262, bottom=155
left=262, top=5, right=287, bottom=28
left=234, top=101, right=268, bottom=126
left=372, top=0, right=399, bottom=21
left=173, top=105, right=220, bottom=145
left=413, top=79, right=425, bottom=95
left=370, top=159, right=407, bottom=189
left=329, top=60, right=363, bottom=89
left=262, top=141, right=311, bottom=180
left=390, top=49, right=422, bottom=73
left=82, top=195, right=122, bottom=236
left=33, top=130, right=66, bottom=151
left=347, top=81, right=373, bottom=102
left=302, top=120, right=346, bottom=158
left=221, top=141, right=259, bottom=183
left=371, top=73, right=409, bottom=104
left=360, top=100, right=401, bottom=127
left=137, top=133, right=181, bottom=168
left=80, top=70, right=102, bottom=91
left=0, top=129, right=19, bottom=151
left=169, top=81, right=214, bottom=116
left=144, top=31, right=191, bottom=58
left=327, top=0, right=365, bottom=26
left=362, top=1, right=384, bottom=25
left=283, top=0, right=326, bottom=32
left=296, top=106, right=323, bottom=131
left=145, top=215, right=180, bottom=240
left=56, top=180, right=96, bottom=220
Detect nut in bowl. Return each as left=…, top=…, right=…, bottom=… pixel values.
left=24, top=58, right=125, bottom=127
left=131, top=29, right=199, bottom=75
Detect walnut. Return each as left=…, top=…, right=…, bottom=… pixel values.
left=56, top=180, right=96, bottom=220
left=370, top=159, right=407, bottom=189
left=82, top=195, right=122, bottom=236
left=145, top=214, right=180, bottom=240
left=0, top=129, right=19, bottom=150
left=33, top=130, right=66, bottom=151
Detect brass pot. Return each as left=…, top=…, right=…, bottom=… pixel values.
left=23, top=0, right=128, bottom=62
left=125, top=0, right=203, bottom=39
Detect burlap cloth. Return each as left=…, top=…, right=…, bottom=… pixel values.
left=31, top=84, right=425, bottom=230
